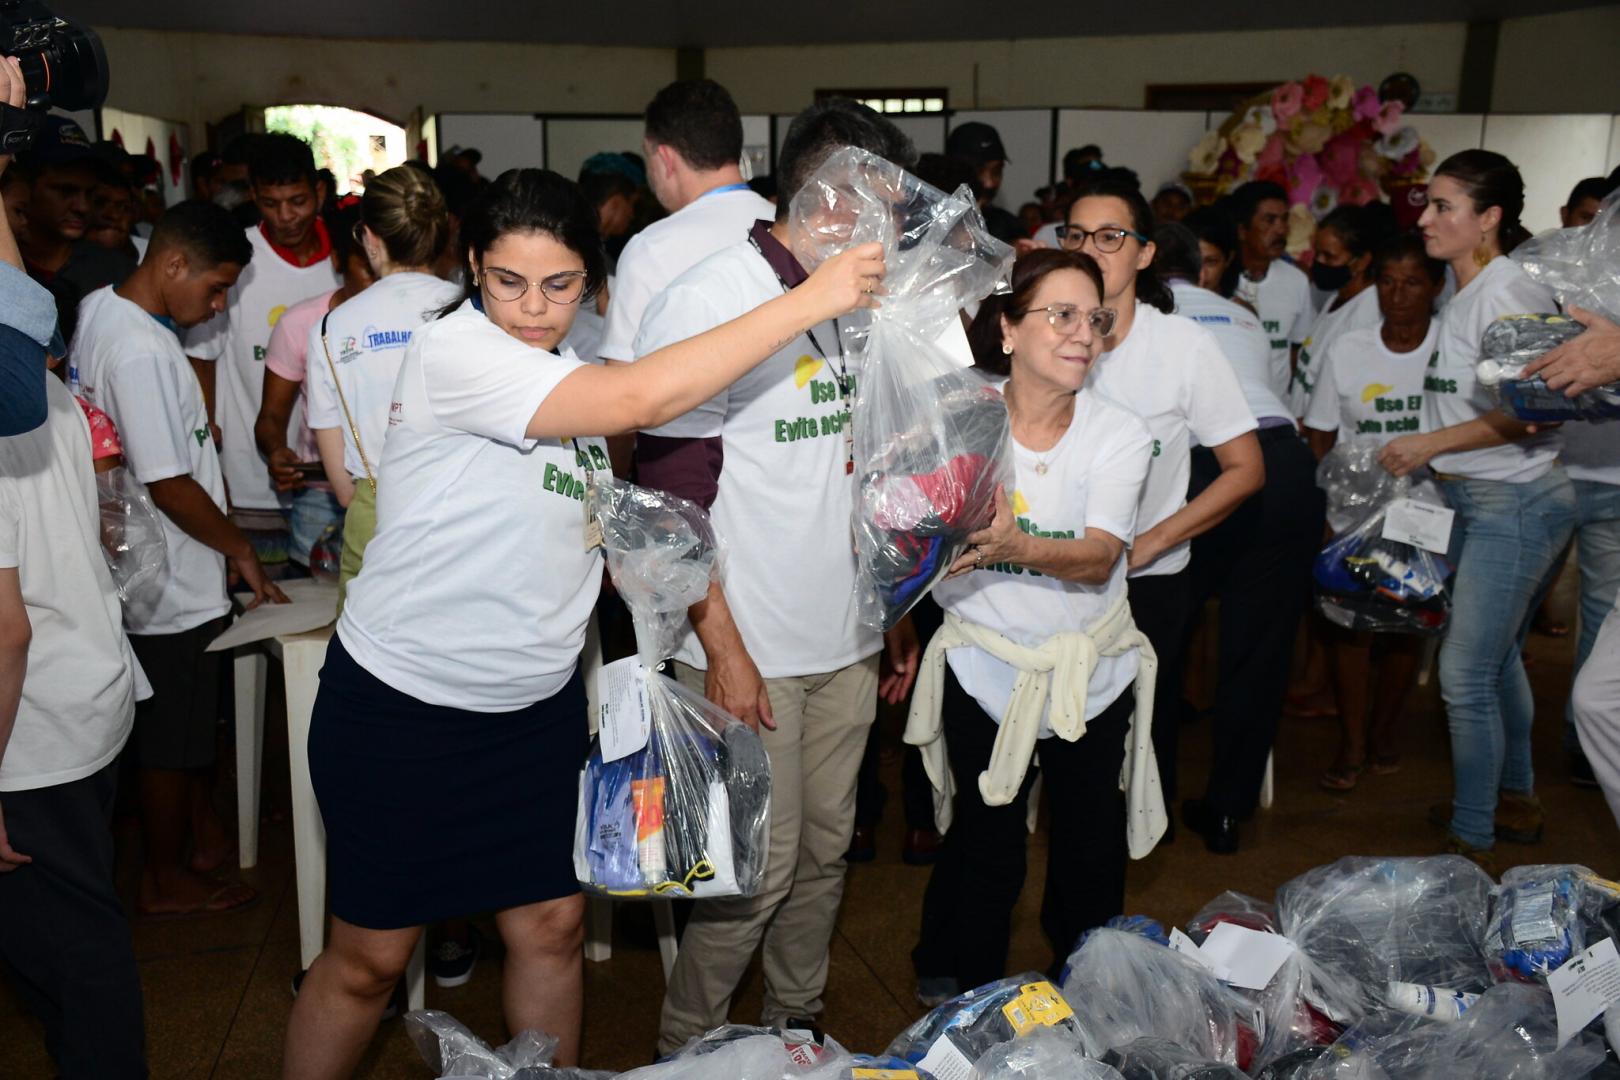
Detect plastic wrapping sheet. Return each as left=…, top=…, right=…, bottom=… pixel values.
left=1483, top=864, right=1620, bottom=984
left=788, top=146, right=1015, bottom=630
left=1186, top=892, right=1279, bottom=939
left=1474, top=314, right=1620, bottom=421
left=405, top=1010, right=608, bottom=1080
left=1276, top=857, right=1495, bottom=1022
left=887, top=973, right=1089, bottom=1074
left=1312, top=483, right=1452, bottom=636
left=1099, top=1038, right=1247, bottom=1079
left=1315, top=441, right=1405, bottom=537
left=1057, top=929, right=1251, bottom=1066
left=96, top=465, right=167, bottom=603
left=574, top=478, right=770, bottom=899
left=623, top=1026, right=858, bottom=1079
left=971, top=1029, right=1124, bottom=1079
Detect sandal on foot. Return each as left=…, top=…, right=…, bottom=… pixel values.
left=139, top=882, right=259, bottom=921
left=1319, top=763, right=1365, bottom=791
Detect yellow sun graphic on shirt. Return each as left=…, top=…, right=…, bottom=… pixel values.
left=1011, top=490, right=1030, bottom=516
left=793, top=355, right=823, bottom=388
left=268, top=304, right=288, bottom=329
left=1361, top=382, right=1394, bottom=403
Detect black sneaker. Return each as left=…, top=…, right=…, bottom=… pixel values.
left=430, top=924, right=482, bottom=989
left=291, top=968, right=409, bottom=1020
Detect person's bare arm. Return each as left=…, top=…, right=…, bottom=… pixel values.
left=313, top=427, right=355, bottom=507
left=689, top=581, right=774, bottom=732
left=256, top=370, right=306, bottom=493
left=949, top=486, right=1123, bottom=585
left=1129, top=431, right=1264, bottom=571
left=1377, top=412, right=1531, bottom=478
left=1523, top=306, right=1620, bottom=398
left=145, top=475, right=287, bottom=609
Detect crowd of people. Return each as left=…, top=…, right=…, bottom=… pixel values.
left=3, top=48, right=1620, bottom=1079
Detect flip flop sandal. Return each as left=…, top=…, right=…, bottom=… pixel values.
left=139, top=883, right=259, bottom=922
left=1319, top=762, right=1366, bottom=791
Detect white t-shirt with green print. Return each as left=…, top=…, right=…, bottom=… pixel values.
left=1295, top=285, right=1380, bottom=418
left=1304, top=322, right=1436, bottom=444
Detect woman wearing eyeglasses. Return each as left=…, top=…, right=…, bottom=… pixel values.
left=305, top=165, right=459, bottom=603
left=1059, top=178, right=1264, bottom=849
left=907, top=248, right=1160, bottom=1002
left=282, top=168, right=885, bottom=1079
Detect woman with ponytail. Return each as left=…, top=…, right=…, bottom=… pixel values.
left=1379, top=149, right=1576, bottom=872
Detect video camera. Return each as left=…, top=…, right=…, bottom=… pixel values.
left=0, top=0, right=107, bottom=153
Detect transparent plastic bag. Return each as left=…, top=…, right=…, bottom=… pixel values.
left=1186, top=892, right=1279, bottom=938
left=1056, top=928, right=1251, bottom=1066
left=1276, top=856, right=1495, bottom=1022
left=1474, top=314, right=1620, bottom=422
left=886, top=973, right=1088, bottom=1075
left=574, top=478, right=771, bottom=899
left=96, top=465, right=167, bottom=603
left=404, top=1010, right=609, bottom=1079
left=1313, top=483, right=1452, bottom=636
left=1482, top=864, right=1620, bottom=984
left=1315, top=441, right=1405, bottom=537
left=789, top=145, right=1015, bottom=630
left=621, top=1026, right=857, bottom=1080
left=972, top=1028, right=1124, bottom=1079
left=1099, top=1038, right=1247, bottom=1080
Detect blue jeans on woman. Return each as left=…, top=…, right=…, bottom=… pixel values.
left=1438, top=467, right=1577, bottom=849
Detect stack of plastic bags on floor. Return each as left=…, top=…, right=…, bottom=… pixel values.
left=789, top=146, right=1015, bottom=631
left=1477, top=188, right=1620, bottom=421
left=573, top=478, right=771, bottom=899
left=411, top=855, right=1620, bottom=1080
left=1313, top=444, right=1452, bottom=636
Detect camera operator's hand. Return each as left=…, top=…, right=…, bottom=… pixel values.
left=0, top=56, right=24, bottom=173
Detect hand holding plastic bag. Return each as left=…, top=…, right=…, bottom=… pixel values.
left=789, top=146, right=1015, bottom=630
left=574, top=478, right=771, bottom=899
left=96, top=465, right=167, bottom=603
left=1316, top=441, right=1405, bottom=537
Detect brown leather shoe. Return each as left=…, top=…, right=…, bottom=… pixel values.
left=902, top=828, right=941, bottom=866
left=1495, top=791, right=1544, bottom=844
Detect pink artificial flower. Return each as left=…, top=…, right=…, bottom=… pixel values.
left=1301, top=74, right=1331, bottom=112
left=1374, top=101, right=1406, bottom=137
left=1338, top=175, right=1379, bottom=206
left=1290, top=154, right=1324, bottom=205
left=1352, top=86, right=1380, bottom=123
left=1272, top=82, right=1304, bottom=126
left=1256, top=133, right=1286, bottom=176
left=1319, top=133, right=1361, bottom=186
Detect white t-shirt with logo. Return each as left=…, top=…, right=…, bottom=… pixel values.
left=1088, top=301, right=1257, bottom=578
left=305, top=271, right=461, bottom=481
left=933, top=387, right=1152, bottom=732
left=1304, top=323, right=1436, bottom=444
left=0, top=377, right=138, bottom=791
left=338, top=302, right=606, bottom=712
left=184, top=227, right=340, bottom=510
left=1170, top=280, right=1290, bottom=424
left=1295, top=285, right=1381, bottom=417
left=73, top=286, right=231, bottom=635
left=598, top=187, right=774, bottom=363
left=1238, top=259, right=1314, bottom=406
left=1421, top=256, right=1561, bottom=483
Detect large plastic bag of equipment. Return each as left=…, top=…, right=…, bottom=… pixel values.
left=886, top=973, right=1088, bottom=1077
left=1099, top=1038, right=1247, bottom=1079
left=1057, top=928, right=1251, bottom=1066
left=573, top=478, right=771, bottom=899
left=789, top=145, right=1015, bottom=630
left=96, top=465, right=167, bottom=603
left=1482, top=189, right=1620, bottom=422
left=1276, top=856, right=1494, bottom=1022
left=1313, top=482, right=1452, bottom=636
left=405, top=1010, right=615, bottom=1080
left=620, top=1026, right=862, bottom=1080
left=1315, top=440, right=1405, bottom=536
left=972, top=1029, right=1124, bottom=1079
left=1483, top=864, right=1620, bottom=984
left=1298, top=983, right=1606, bottom=1080
left=1186, top=892, right=1280, bottom=938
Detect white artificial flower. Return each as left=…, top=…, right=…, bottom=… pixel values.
left=1377, top=126, right=1421, bottom=161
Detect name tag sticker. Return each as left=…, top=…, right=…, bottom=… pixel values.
left=1381, top=497, right=1455, bottom=555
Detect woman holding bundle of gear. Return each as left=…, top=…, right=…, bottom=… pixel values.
left=906, top=248, right=1160, bottom=1003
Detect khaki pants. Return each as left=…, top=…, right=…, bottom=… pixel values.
left=334, top=479, right=376, bottom=617
left=656, top=654, right=879, bottom=1053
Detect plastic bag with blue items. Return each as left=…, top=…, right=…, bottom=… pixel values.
left=886, top=973, right=1087, bottom=1077
left=573, top=478, right=771, bottom=900
left=788, top=145, right=1015, bottom=631
left=1313, top=479, right=1452, bottom=636
left=1482, top=864, right=1620, bottom=984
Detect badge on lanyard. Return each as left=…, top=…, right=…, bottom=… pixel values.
left=573, top=438, right=604, bottom=552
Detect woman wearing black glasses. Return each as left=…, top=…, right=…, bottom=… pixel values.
left=908, top=248, right=1161, bottom=1003
left=282, top=168, right=885, bottom=1079
left=1060, top=178, right=1264, bottom=851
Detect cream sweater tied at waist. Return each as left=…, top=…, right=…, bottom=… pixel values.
left=903, top=591, right=1168, bottom=859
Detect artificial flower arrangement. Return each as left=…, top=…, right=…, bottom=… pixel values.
left=1183, top=74, right=1435, bottom=257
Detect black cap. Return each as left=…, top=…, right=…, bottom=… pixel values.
left=947, top=122, right=1008, bottom=166
left=26, top=115, right=96, bottom=166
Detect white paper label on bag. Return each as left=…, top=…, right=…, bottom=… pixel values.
left=1549, top=936, right=1620, bottom=1047
left=1169, top=928, right=1231, bottom=980
left=1199, top=922, right=1297, bottom=990
left=1381, top=497, right=1455, bottom=554
left=597, top=656, right=651, bottom=762
left=916, top=1038, right=974, bottom=1080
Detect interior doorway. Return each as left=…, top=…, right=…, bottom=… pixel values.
left=263, top=105, right=406, bottom=193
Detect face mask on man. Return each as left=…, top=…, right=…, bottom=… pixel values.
left=1310, top=261, right=1353, bottom=292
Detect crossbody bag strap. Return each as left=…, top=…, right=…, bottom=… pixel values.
left=318, top=310, right=376, bottom=495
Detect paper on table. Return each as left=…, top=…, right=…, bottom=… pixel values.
left=205, top=578, right=339, bottom=652
left=1199, top=922, right=1297, bottom=990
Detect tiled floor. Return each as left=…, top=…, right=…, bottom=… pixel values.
left=6, top=577, right=1620, bottom=1078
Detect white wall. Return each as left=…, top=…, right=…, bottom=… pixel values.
left=1056, top=110, right=1212, bottom=198
left=545, top=118, right=646, bottom=181
left=1481, top=115, right=1619, bottom=234
left=436, top=114, right=544, bottom=180
left=100, top=105, right=190, bottom=205
left=1493, top=6, right=1620, bottom=114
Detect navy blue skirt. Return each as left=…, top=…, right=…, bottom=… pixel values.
left=309, top=633, right=589, bottom=929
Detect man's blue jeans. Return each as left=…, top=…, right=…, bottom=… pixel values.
left=1438, top=468, right=1576, bottom=848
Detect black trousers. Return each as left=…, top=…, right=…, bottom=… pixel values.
left=0, top=762, right=147, bottom=1079
left=856, top=596, right=942, bottom=832
left=1188, top=427, right=1326, bottom=819
left=912, top=665, right=1133, bottom=988
left=1126, top=569, right=1193, bottom=802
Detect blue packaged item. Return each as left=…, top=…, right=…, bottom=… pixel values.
left=885, top=973, right=1086, bottom=1076
left=1483, top=864, right=1620, bottom=984
left=1313, top=483, right=1452, bottom=637
left=1475, top=313, right=1620, bottom=422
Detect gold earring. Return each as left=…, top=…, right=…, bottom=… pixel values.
left=1473, top=232, right=1491, bottom=269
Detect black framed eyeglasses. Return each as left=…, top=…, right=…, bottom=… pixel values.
left=479, top=266, right=590, bottom=305
left=1012, top=303, right=1118, bottom=338
left=1055, top=224, right=1147, bottom=254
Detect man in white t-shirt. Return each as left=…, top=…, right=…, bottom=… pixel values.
left=636, top=100, right=921, bottom=1053
left=184, top=133, right=340, bottom=572
left=1230, top=181, right=1314, bottom=405
left=76, top=201, right=286, bottom=921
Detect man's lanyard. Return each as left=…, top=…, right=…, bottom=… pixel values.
left=746, top=232, right=854, bottom=474
left=697, top=182, right=751, bottom=201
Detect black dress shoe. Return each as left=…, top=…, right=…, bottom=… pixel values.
left=845, top=824, right=877, bottom=863
left=1182, top=798, right=1240, bottom=855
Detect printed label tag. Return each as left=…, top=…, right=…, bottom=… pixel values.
left=916, top=1038, right=974, bottom=1080
left=597, top=656, right=651, bottom=762
left=1000, top=980, right=1074, bottom=1036
left=1549, top=936, right=1620, bottom=1047
left=1381, top=497, right=1455, bottom=555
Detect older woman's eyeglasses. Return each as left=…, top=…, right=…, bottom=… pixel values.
left=1054, top=224, right=1147, bottom=254
left=479, top=266, right=589, bottom=305
left=1013, top=304, right=1118, bottom=338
